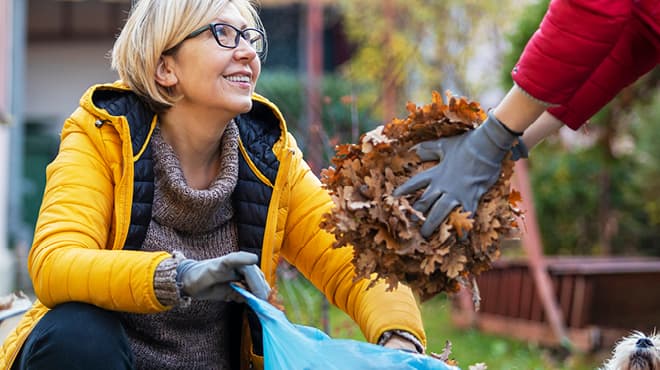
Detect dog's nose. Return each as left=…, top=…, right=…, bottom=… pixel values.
left=636, top=338, right=653, bottom=348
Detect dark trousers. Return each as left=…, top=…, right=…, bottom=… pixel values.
left=12, top=302, right=133, bottom=370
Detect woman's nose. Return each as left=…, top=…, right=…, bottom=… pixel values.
left=234, top=37, right=258, bottom=60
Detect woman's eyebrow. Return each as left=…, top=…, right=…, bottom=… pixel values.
left=214, top=18, right=249, bottom=29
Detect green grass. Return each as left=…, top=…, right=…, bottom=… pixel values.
left=277, top=275, right=604, bottom=370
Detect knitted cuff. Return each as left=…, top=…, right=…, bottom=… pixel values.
left=154, top=251, right=191, bottom=308
left=378, top=330, right=425, bottom=354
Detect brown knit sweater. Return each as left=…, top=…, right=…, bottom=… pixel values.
left=119, top=121, right=240, bottom=370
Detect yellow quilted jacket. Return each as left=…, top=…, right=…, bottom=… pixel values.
left=0, top=82, right=426, bottom=370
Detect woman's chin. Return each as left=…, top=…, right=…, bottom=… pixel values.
left=237, top=100, right=253, bottom=114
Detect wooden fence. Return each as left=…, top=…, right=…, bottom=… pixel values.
left=451, top=256, right=660, bottom=352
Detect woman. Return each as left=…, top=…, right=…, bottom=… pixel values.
left=0, top=1, right=426, bottom=369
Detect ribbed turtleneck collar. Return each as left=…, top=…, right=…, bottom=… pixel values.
left=150, top=121, right=239, bottom=234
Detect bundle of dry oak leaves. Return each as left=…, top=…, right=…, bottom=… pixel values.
left=319, top=91, right=523, bottom=304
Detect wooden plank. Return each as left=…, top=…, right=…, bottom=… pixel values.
left=548, top=258, right=660, bottom=275
left=530, top=269, right=544, bottom=322
left=478, top=274, right=494, bottom=314
left=496, top=270, right=509, bottom=316
left=506, top=267, right=522, bottom=319
left=492, top=270, right=508, bottom=315
left=499, top=269, right=513, bottom=316
left=486, top=271, right=500, bottom=313
left=519, top=270, right=534, bottom=321
left=569, top=275, right=587, bottom=328
left=558, top=275, right=574, bottom=323
left=492, top=256, right=660, bottom=275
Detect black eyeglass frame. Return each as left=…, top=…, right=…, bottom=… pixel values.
left=185, top=22, right=266, bottom=55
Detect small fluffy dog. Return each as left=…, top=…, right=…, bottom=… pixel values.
left=600, top=331, right=659, bottom=370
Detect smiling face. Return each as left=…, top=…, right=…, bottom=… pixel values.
left=157, top=2, right=261, bottom=117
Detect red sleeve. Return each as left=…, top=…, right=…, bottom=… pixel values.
left=634, top=0, right=660, bottom=40
left=548, top=15, right=660, bottom=129
left=512, top=0, right=633, bottom=105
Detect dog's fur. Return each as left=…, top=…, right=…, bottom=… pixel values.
left=600, top=331, right=659, bottom=370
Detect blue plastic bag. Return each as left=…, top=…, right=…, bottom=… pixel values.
left=233, top=285, right=460, bottom=370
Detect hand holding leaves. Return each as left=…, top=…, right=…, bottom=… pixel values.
left=394, top=111, right=520, bottom=238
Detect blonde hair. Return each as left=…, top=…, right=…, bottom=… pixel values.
left=111, top=0, right=264, bottom=112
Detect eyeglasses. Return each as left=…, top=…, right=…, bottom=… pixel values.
left=185, top=23, right=266, bottom=55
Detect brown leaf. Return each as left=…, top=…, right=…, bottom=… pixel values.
left=448, top=209, right=474, bottom=239
left=267, top=285, right=286, bottom=312
left=421, top=246, right=450, bottom=275
left=375, top=228, right=399, bottom=251
left=442, top=251, right=467, bottom=278
left=430, top=340, right=453, bottom=362
left=509, top=188, right=522, bottom=207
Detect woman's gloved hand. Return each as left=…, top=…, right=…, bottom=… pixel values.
left=393, top=111, right=521, bottom=238
left=176, top=251, right=271, bottom=301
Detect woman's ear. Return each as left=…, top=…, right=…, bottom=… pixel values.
left=155, top=56, right=178, bottom=87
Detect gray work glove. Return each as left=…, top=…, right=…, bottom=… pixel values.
left=176, top=251, right=271, bottom=301
left=393, top=111, right=521, bottom=238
